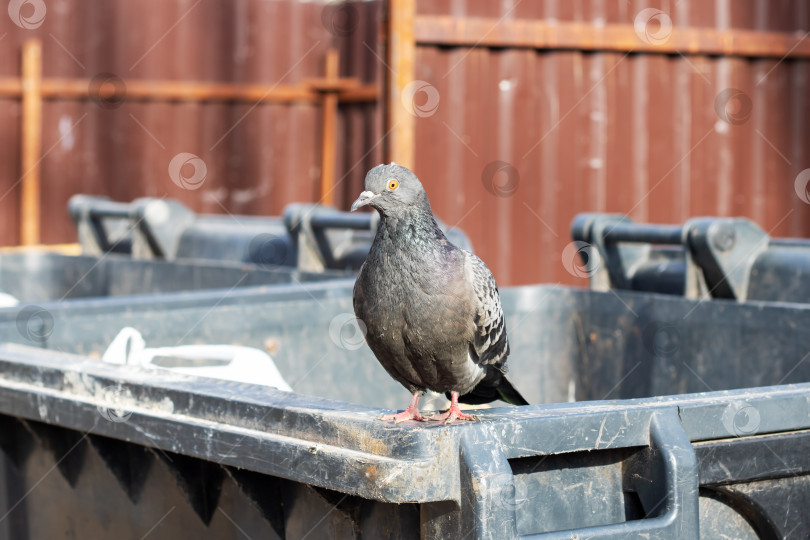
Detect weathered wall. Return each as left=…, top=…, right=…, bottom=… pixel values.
left=0, top=0, right=383, bottom=245
left=412, top=0, right=810, bottom=285
left=1, top=0, right=809, bottom=287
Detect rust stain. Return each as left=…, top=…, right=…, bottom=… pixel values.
left=364, top=464, right=380, bottom=481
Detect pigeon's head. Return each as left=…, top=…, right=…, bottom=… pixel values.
left=350, top=163, right=430, bottom=216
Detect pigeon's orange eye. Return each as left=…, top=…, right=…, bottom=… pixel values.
left=387, top=179, right=399, bottom=190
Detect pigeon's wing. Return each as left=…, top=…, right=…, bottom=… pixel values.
left=463, top=250, right=509, bottom=370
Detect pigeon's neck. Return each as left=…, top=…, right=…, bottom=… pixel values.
left=375, top=206, right=447, bottom=252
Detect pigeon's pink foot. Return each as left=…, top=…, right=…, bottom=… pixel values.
left=381, top=409, right=424, bottom=423
left=429, top=392, right=478, bottom=423
left=430, top=406, right=477, bottom=423
left=380, top=392, right=425, bottom=423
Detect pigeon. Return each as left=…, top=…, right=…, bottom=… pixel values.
left=351, top=163, right=528, bottom=423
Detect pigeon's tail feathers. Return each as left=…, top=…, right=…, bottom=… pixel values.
left=453, top=375, right=529, bottom=406
left=496, top=376, right=529, bottom=406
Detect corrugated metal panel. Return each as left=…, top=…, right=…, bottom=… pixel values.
left=0, top=0, right=382, bottom=245
left=1, top=0, right=809, bottom=289
left=413, top=0, right=810, bottom=286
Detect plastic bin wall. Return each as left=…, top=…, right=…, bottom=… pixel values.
left=0, top=285, right=808, bottom=538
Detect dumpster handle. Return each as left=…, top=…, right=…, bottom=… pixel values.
left=601, top=223, right=685, bottom=245
left=458, top=410, right=699, bottom=540
left=68, top=195, right=196, bottom=259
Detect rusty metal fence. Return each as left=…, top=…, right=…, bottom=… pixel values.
left=0, top=0, right=383, bottom=246
left=394, top=0, right=810, bottom=286
left=1, top=0, right=809, bottom=286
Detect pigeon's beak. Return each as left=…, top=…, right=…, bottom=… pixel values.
left=350, top=190, right=377, bottom=212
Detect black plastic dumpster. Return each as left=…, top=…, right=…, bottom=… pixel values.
left=0, top=250, right=350, bottom=304
left=572, top=213, right=810, bottom=303
left=1, top=280, right=809, bottom=538
left=67, top=195, right=473, bottom=272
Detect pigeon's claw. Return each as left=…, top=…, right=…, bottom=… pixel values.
left=429, top=391, right=478, bottom=423
left=429, top=407, right=478, bottom=423
left=381, top=409, right=425, bottom=423
left=379, top=392, right=425, bottom=423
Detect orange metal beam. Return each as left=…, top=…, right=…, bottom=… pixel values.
left=319, top=49, right=340, bottom=206
left=0, top=78, right=378, bottom=103
left=20, top=39, right=42, bottom=246
left=414, top=16, right=810, bottom=59
left=387, top=0, right=416, bottom=169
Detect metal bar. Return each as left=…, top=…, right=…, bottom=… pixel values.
left=0, top=78, right=22, bottom=96
left=601, top=223, right=684, bottom=245
left=387, top=0, right=416, bottom=168
left=73, top=197, right=374, bottom=230
left=770, top=238, right=810, bottom=248
left=309, top=211, right=372, bottom=230
left=319, top=49, right=340, bottom=206
left=20, top=39, right=43, bottom=246
left=695, top=430, right=810, bottom=486
left=414, top=16, right=810, bottom=59
left=74, top=199, right=134, bottom=219
left=525, top=411, right=700, bottom=539
left=0, top=77, right=378, bottom=103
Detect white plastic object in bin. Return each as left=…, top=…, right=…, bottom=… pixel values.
left=102, top=327, right=292, bottom=391
left=0, top=293, right=19, bottom=307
